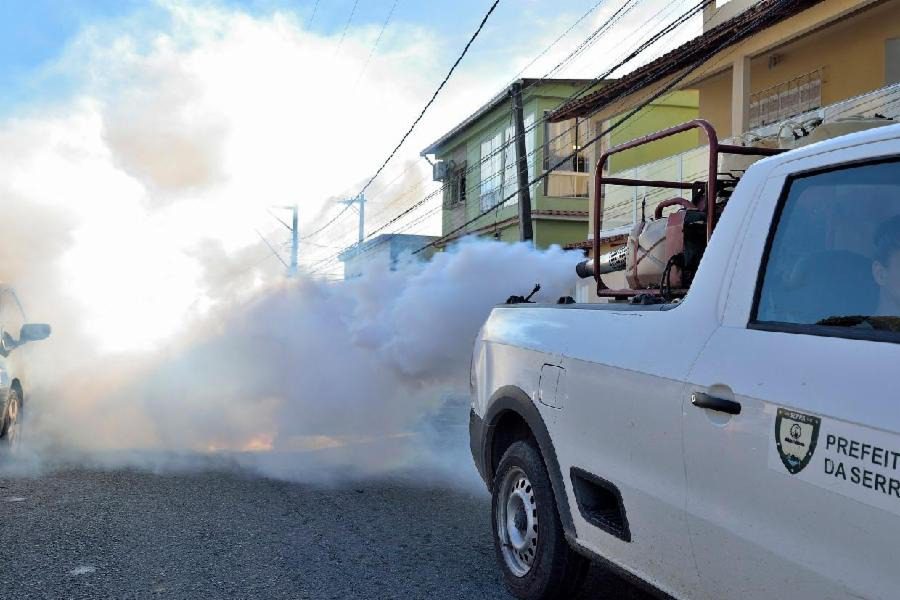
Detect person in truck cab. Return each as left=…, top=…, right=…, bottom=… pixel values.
left=874, top=215, right=900, bottom=316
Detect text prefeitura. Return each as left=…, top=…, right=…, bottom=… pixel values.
left=824, top=434, right=900, bottom=499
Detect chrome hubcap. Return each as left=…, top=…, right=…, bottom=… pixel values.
left=497, top=466, right=538, bottom=577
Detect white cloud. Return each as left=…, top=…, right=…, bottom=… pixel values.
left=0, top=1, right=463, bottom=351
left=0, top=0, right=704, bottom=352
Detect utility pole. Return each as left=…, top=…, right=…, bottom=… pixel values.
left=511, top=81, right=533, bottom=243
left=357, top=193, right=366, bottom=248
left=289, top=204, right=299, bottom=277
left=339, top=193, right=366, bottom=253
left=267, top=205, right=299, bottom=277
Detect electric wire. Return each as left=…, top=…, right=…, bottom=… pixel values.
left=336, top=0, right=360, bottom=53
left=354, top=0, right=400, bottom=89
left=306, top=0, right=663, bottom=246
left=306, top=0, right=321, bottom=28
left=304, top=0, right=711, bottom=272
left=414, top=1, right=785, bottom=254
left=301, top=0, right=501, bottom=243
left=354, top=0, right=502, bottom=198
left=305, top=0, right=715, bottom=273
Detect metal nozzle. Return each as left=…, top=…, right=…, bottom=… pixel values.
left=576, top=259, right=595, bottom=279
left=575, top=245, right=628, bottom=279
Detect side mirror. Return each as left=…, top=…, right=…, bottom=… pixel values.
left=19, top=323, right=51, bottom=343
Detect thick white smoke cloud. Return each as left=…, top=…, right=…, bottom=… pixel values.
left=11, top=240, right=579, bottom=484
left=0, top=1, right=589, bottom=483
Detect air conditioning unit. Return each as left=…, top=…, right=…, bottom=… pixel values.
left=433, top=160, right=451, bottom=182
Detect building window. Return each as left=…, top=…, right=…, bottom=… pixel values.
left=445, top=168, right=467, bottom=209
left=480, top=116, right=534, bottom=212
left=543, top=114, right=590, bottom=198
left=480, top=132, right=503, bottom=211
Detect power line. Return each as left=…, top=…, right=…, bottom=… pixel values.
left=354, top=0, right=401, bottom=88
left=377, top=0, right=711, bottom=245
left=355, top=0, right=502, bottom=198
left=304, top=0, right=646, bottom=247
left=305, top=0, right=713, bottom=271
left=336, top=0, right=361, bottom=53
left=416, top=1, right=785, bottom=254
left=301, top=0, right=500, bottom=244
left=351, top=0, right=615, bottom=214
left=358, top=0, right=697, bottom=234
left=314, top=0, right=772, bottom=275
left=306, top=0, right=321, bottom=28
left=254, top=230, right=290, bottom=269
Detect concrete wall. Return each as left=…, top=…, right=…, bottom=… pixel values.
left=695, top=70, right=733, bottom=136
left=605, top=90, right=700, bottom=172
left=534, top=219, right=588, bottom=249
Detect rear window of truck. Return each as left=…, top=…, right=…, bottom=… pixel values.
left=752, top=157, right=900, bottom=343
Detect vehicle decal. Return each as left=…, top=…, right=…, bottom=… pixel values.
left=774, top=408, right=821, bottom=474
left=770, top=407, right=900, bottom=516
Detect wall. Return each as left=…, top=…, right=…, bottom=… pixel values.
left=533, top=219, right=588, bottom=249
left=695, top=70, right=732, bottom=136
left=606, top=90, right=700, bottom=172
left=584, top=1, right=889, bottom=133
left=577, top=0, right=898, bottom=242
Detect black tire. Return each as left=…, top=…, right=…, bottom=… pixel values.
left=492, top=439, right=588, bottom=600
left=0, top=387, right=22, bottom=447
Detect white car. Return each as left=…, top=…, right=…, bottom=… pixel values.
left=469, top=124, right=900, bottom=599
left=0, top=285, right=50, bottom=446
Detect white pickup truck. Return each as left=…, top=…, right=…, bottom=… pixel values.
left=469, top=123, right=900, bottom=600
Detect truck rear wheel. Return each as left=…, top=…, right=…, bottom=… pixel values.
left=492, top=440, right=587, bottom=600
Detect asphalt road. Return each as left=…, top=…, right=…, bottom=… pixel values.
left=0, top=465, right=654, bottom=600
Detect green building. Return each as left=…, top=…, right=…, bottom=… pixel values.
left=420, top=80, right=700, bottom=250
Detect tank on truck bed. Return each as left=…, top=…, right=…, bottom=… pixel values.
left=576, top=119, right=785, bottom=301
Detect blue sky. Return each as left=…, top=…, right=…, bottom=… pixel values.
left=0, top=0, right=487, bottom=109
left=0, top=0, right=684, bottom=114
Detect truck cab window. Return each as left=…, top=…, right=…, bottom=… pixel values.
left=754, top=158, right=900, bottom=340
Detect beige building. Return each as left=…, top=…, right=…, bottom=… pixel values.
left=550, top=0, right=900, bottom=257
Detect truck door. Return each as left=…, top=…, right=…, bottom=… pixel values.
left=556, top=305, right=709, bottom=598
left=683, top=149, right=900, bottom=600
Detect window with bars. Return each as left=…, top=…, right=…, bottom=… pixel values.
left=445, top=167, right=467, bottom=209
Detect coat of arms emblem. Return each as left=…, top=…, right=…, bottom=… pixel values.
left=775, top=408, right=821, bottom=475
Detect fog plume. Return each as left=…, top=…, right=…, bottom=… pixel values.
left=0, top=1, right=585, bottom=484
left=7, top=239, right=579, bottom=483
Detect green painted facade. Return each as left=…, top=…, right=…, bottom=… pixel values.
left=422, top=82, right=699, bottom=249
left=606, top=90, right=701, bottom=173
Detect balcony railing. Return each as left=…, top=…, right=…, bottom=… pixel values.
left=750, top=68, right=824, bottom=129
left=597, top=82, right=900, bottom=237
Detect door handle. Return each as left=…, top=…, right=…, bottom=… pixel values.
left=691, top=392, right=741, bottom=415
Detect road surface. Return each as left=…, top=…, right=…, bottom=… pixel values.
left=0, top=466, right=653, bottom=599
